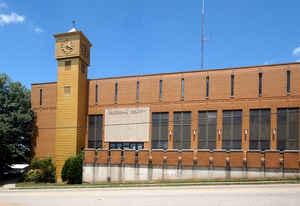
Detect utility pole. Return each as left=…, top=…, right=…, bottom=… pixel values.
left=201, top=0, right=205, bottom=69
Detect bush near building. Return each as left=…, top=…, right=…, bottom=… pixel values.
left=61, top=152, right=83, bottom=184
left=24, top=157, right=56, bottom=183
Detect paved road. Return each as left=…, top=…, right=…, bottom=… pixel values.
left=0, top=184, right=300, bottom=206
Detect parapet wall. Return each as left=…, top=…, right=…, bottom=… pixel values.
left=83, top=149, right=300, bottom=183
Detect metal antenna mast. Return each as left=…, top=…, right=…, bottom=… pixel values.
left=201, top=0, right=205, bottom=69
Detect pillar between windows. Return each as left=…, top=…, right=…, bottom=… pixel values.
left=242, top=109, right=249, bottom=151
left=191, top=109, right=198, bottom=150
left=168, top=112, right=174, bottom=149
left=216, top=108, right=223, bottom=150
left=271, top=107, right=277, bottom=150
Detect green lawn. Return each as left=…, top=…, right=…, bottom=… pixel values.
left=15, top=178, right=300, bottom=189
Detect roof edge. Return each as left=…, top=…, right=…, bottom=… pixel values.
left=89, top=61, right=300, bottom=81
left=31, top=81, right=57, bottom=86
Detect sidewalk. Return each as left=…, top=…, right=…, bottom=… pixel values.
left=0, top=177, right=18, bottom=190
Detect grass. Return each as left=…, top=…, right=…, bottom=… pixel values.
left=15, top=178, right=300, bottom=189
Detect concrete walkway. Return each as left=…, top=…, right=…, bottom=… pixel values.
left=0, top=178, right=18, bottom=190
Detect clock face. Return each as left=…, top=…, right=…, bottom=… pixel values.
left=61, top=40, right=73, bottom=54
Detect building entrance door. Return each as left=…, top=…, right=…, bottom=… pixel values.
left=109, top=142, right=144, bottom=150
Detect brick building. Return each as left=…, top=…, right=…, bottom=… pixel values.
left=31, top=29, right=300, bottom=180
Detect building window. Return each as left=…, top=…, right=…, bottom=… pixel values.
left=259, top=72, right=262, bottom=96
left=152, top=112, right=169, bottom=149
left=206, top=76, right=209, bottom=98
left=95, top=84, right=98, bottom=104
left=159, top=79, right=163, bottom=101
left=249, top=109, right=270, bottom=150
left=173, top=112, right=191, bottom=149
left=287, top=70, right=291, bottom=94
left=88, top=115, right=103, bottom=148
left=81, top=63, right=85, bottom=74
left=181, top=78, right=184, bottom=100
left=65, top=61, right=71, bottom=71
left=277, top=108, right=299, bottom=150
left=198, top=111, right=217, bottom=150
left=114, top=82, right=118, bottom=103
left=136, top=81, right=140, bottom=101
left=64, top=86, right=71, bottom=96
left=222, top=110, right=242, bottom=150
left=231, top=74, right=234, bottom=97
left=39, top=88, right=43, bottom=106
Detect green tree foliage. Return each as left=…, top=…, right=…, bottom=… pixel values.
left=0, top=73, right=34, bottom=173
left=24, top=157, right=56, bottom=183
left=61, top=153, right=83, bottom=184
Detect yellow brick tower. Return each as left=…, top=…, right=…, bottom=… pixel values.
left=54, top=27, right=92, bottom=181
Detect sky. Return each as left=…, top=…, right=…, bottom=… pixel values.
left=1, top=0, right=300, bottom=89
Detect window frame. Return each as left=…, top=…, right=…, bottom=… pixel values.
left=198, top=110, right=217, bottom=150
left=258, top=72, right=262, bottom=96
left=287, top=70, right=291, bottom=94
left=206, top=76, right=210, bottom=98
left=136, top=80, right=140, bottom=101
left=95, top=84, right=98, bottom=104
left=114, top=82, right=118, bottom=103
left=159, top=79, right=163, bottom=101
left=231, top=74, right=234, bottom=97
left=39, top=88, right=43, bottom=106
left=151, top=112, right=169, bottom=150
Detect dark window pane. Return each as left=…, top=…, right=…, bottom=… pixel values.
left=287, top=71, right=291, bottom=93
left=152, top=112, right=169, bottom=149
left=231, top=74, right=234, bottom=96
left=136, top=81, right=140, bottom=101
left=250, top=109, right=270, bottom=150
left=114, top=82, right=118, bottom=103
left=222, top=110, right=242, bottom=150
left=198, top=111, right=217, bottom=150
left=95, top=84, right=98, bottom=104
left=159, top=80, right=163, bottom=100
left=206, top=76, right=209, bottom=97
left=88, top=115, right=103, bottom=148
left=277, top=108, right=299, bottom=150
left=173, top=112, right=191, bottom=150
left=181, top=78, right=184, bottom=100
left=39, top=88, right=43, bottom=106
left=259, top=72, right=262, bottom=96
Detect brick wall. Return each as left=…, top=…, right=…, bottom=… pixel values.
left=86, top=63, right=300, bottom=151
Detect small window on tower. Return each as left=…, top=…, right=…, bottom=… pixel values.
left=65, top=61, right=71, bottom=71
left=81, top=63, right=85, bottom=74
left=64, top=86, right=71, bottom=96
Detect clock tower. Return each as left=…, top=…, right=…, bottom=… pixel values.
left=54, top=28, right=92, bottom=181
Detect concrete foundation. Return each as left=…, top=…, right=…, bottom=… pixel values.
left=83, top=164, right=300, bottom=183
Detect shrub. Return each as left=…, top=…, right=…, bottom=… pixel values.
left=61, top=152, right=83, bottom=184
left=24, top=157, right=56, bottom=183
left=24, top=169, right=41, bottom=182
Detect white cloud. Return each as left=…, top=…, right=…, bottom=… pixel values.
left=34, top=27, right=43, bottom=33
left=0, top=12, right=25, bottom=26
left=0, top=2, right=8, bottom=9
left=292, top=46, right=300, bottom=56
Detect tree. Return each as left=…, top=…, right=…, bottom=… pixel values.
left=0, top=73, right=34, bottom=175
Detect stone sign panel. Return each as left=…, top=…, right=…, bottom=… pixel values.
left=104, top=107, right=150, bottom=142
